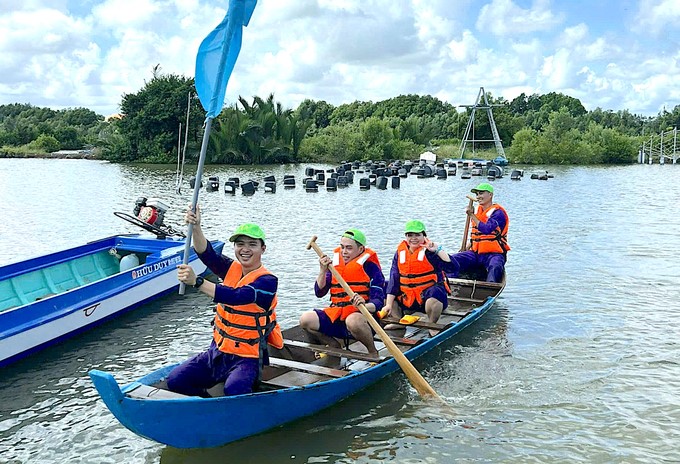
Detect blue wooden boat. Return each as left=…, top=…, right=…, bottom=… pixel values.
left=0, top=199, right=225, bottom=367
left=89, top=275, right=505, bottom=449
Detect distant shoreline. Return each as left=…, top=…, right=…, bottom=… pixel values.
left=0, top=150, right=99, bottom=160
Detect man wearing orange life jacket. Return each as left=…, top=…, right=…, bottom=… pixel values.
left=448, top=183, right=510, bottom=282
left=167, top=206, right=283, bottom=397
left=299, top=229, right=385, bottom=359
left=382, top=220, right=451, bottom=334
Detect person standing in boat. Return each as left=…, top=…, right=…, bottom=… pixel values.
left=299, top=229, right=385, bottom=359
left=167, top=206, right=283, bottom=397
left=447, top=183, right=510, bottom=282
left=381, top=220, right=451, bottom=331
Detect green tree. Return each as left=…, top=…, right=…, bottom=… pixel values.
left=296, top=99, right=334, bottom=130
left=207, top=94, right=311, bottom=164
left=105, top=66, right=203, bottom=162
left=360, top=117, right=393, bottom=159
left=31, top=134, right=60, bottom=152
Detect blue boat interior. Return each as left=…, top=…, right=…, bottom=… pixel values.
left=0, top=236, right=180, bottom=313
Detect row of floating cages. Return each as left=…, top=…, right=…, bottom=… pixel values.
left=191, top=175, right=291, bottom=196
left=186, top=159, right=530, bottom=196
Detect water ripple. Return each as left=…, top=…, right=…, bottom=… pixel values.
left=2, top=161, right=680, bottom=463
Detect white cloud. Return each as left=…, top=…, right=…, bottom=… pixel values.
left=476, top=0, right=563, bottom=37
left=540, top=48, right=573, bottom=90
left=561, top=23, right=588, bottom=43
left=445, top=30, right=480, bottom=64
left=634, top=0, right=680, bottom=36
left=0, top=0, right=677, bottom=117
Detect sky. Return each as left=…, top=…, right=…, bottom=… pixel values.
left=1, top=0, right=678, bottom=118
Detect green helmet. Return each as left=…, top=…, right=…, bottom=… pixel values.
left=229, top=223, right=266, bottom=243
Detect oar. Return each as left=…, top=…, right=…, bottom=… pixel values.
left=307, top=236, right=444, bottom=402
left=459, top=194, right=477, bottom=252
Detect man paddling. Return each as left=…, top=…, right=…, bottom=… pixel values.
left=299, top=229, right=385, bottom=359
left=447, top=183, right=510, bottom=282
left=167, top=206, right=283, bottom=397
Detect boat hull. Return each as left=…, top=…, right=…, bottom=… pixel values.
left=0, top=235, right=224, bottom=367
left=89, top=282, right=501, bottom=449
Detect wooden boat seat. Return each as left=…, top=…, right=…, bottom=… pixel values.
left=283, top=339, right=384, bottom=362
left=262, top=371, right=334, bottom=389
left=268, top=357, right=349, bottom=378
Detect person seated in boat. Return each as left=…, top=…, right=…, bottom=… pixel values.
left=167, top=206, right=283, bottom=397
left=299, top=229, right=385, bottom=359
left=381, top=220, right=451, bottom=332
left=447, top=183, right=509, bottom=283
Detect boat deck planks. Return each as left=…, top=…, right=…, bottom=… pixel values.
left=283, top=339, right=384, bottom=362
left=269, top=357, right=349, bottom=378
left=262, top=370, right=334, bottom=389
left=127, top=384, right=190, bottom=400
left=449, top=295, right=486, bottom=303
left=380, top=316, right=449, bottom=331
left=442, top=309, right=471, bottom=318
left=375, top=334, right=420, bottom=346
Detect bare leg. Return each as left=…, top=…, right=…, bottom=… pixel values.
left=424, top=298, right=443, bottom=337
left=383, top=301, right=403, bottom=330
left=299, top=311, right=342, bottom=349
left=345, top=313, right=378, bottom=358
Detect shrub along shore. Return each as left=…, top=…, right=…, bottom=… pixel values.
left=2, top=71, right=678, bottom=165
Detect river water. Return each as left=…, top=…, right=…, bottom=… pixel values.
left=0, top=159, right=679, bottom=463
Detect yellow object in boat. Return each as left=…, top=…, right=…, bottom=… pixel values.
left=399, top=315, right=420, bottom=325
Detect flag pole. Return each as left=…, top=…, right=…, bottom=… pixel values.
left=179, top=0, right=255, bottom=294
left=178, top=117, right=213, bottom=294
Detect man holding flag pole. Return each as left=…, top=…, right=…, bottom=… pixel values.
left=170, top=0, right=284, bottom=398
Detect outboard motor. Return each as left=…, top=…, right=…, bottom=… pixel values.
left=117, top=197, right=184, bottom=238
left=133, top=197, right=169, bottom=228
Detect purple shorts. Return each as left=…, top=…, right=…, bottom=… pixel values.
left=166, top=342, right=260, bottom=397
left=398, top=284, right=448, bottom=314
left=314, top=309, right=353, bottom=339
left=313, top=309, right=379, bottom=339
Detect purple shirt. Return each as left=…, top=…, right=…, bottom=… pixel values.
left=475, top=205, right=508, bottom=235
left=386, top=245, right=447, bottom=296
left=315, top=260, right=385, bottom=309
left=197, top=241, right=277, bottom=310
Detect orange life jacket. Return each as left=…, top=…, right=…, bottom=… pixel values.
left=396, top=241, right=438, bottom=307
left=213, top=263, right=284, bottom=359
left=471, top=203, right=511, bottom=254
left=324, top=246, right=381, bottom=322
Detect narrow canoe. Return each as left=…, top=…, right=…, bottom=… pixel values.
left=0, top=234, right=224, bottom=367
left=89, top=275, right=505, bottom=448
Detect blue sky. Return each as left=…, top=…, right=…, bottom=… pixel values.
left=0, top=0, right=677, bottom=117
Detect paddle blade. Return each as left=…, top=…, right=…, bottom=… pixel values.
left=195, top=0, right=257, bottom=118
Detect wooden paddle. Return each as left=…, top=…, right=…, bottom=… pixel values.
left=459, top=194, right=477, bottom=252
left=307, top=236, right=444, bottom=402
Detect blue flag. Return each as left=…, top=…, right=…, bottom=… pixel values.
left=195, top=0, right=257, bottom=119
